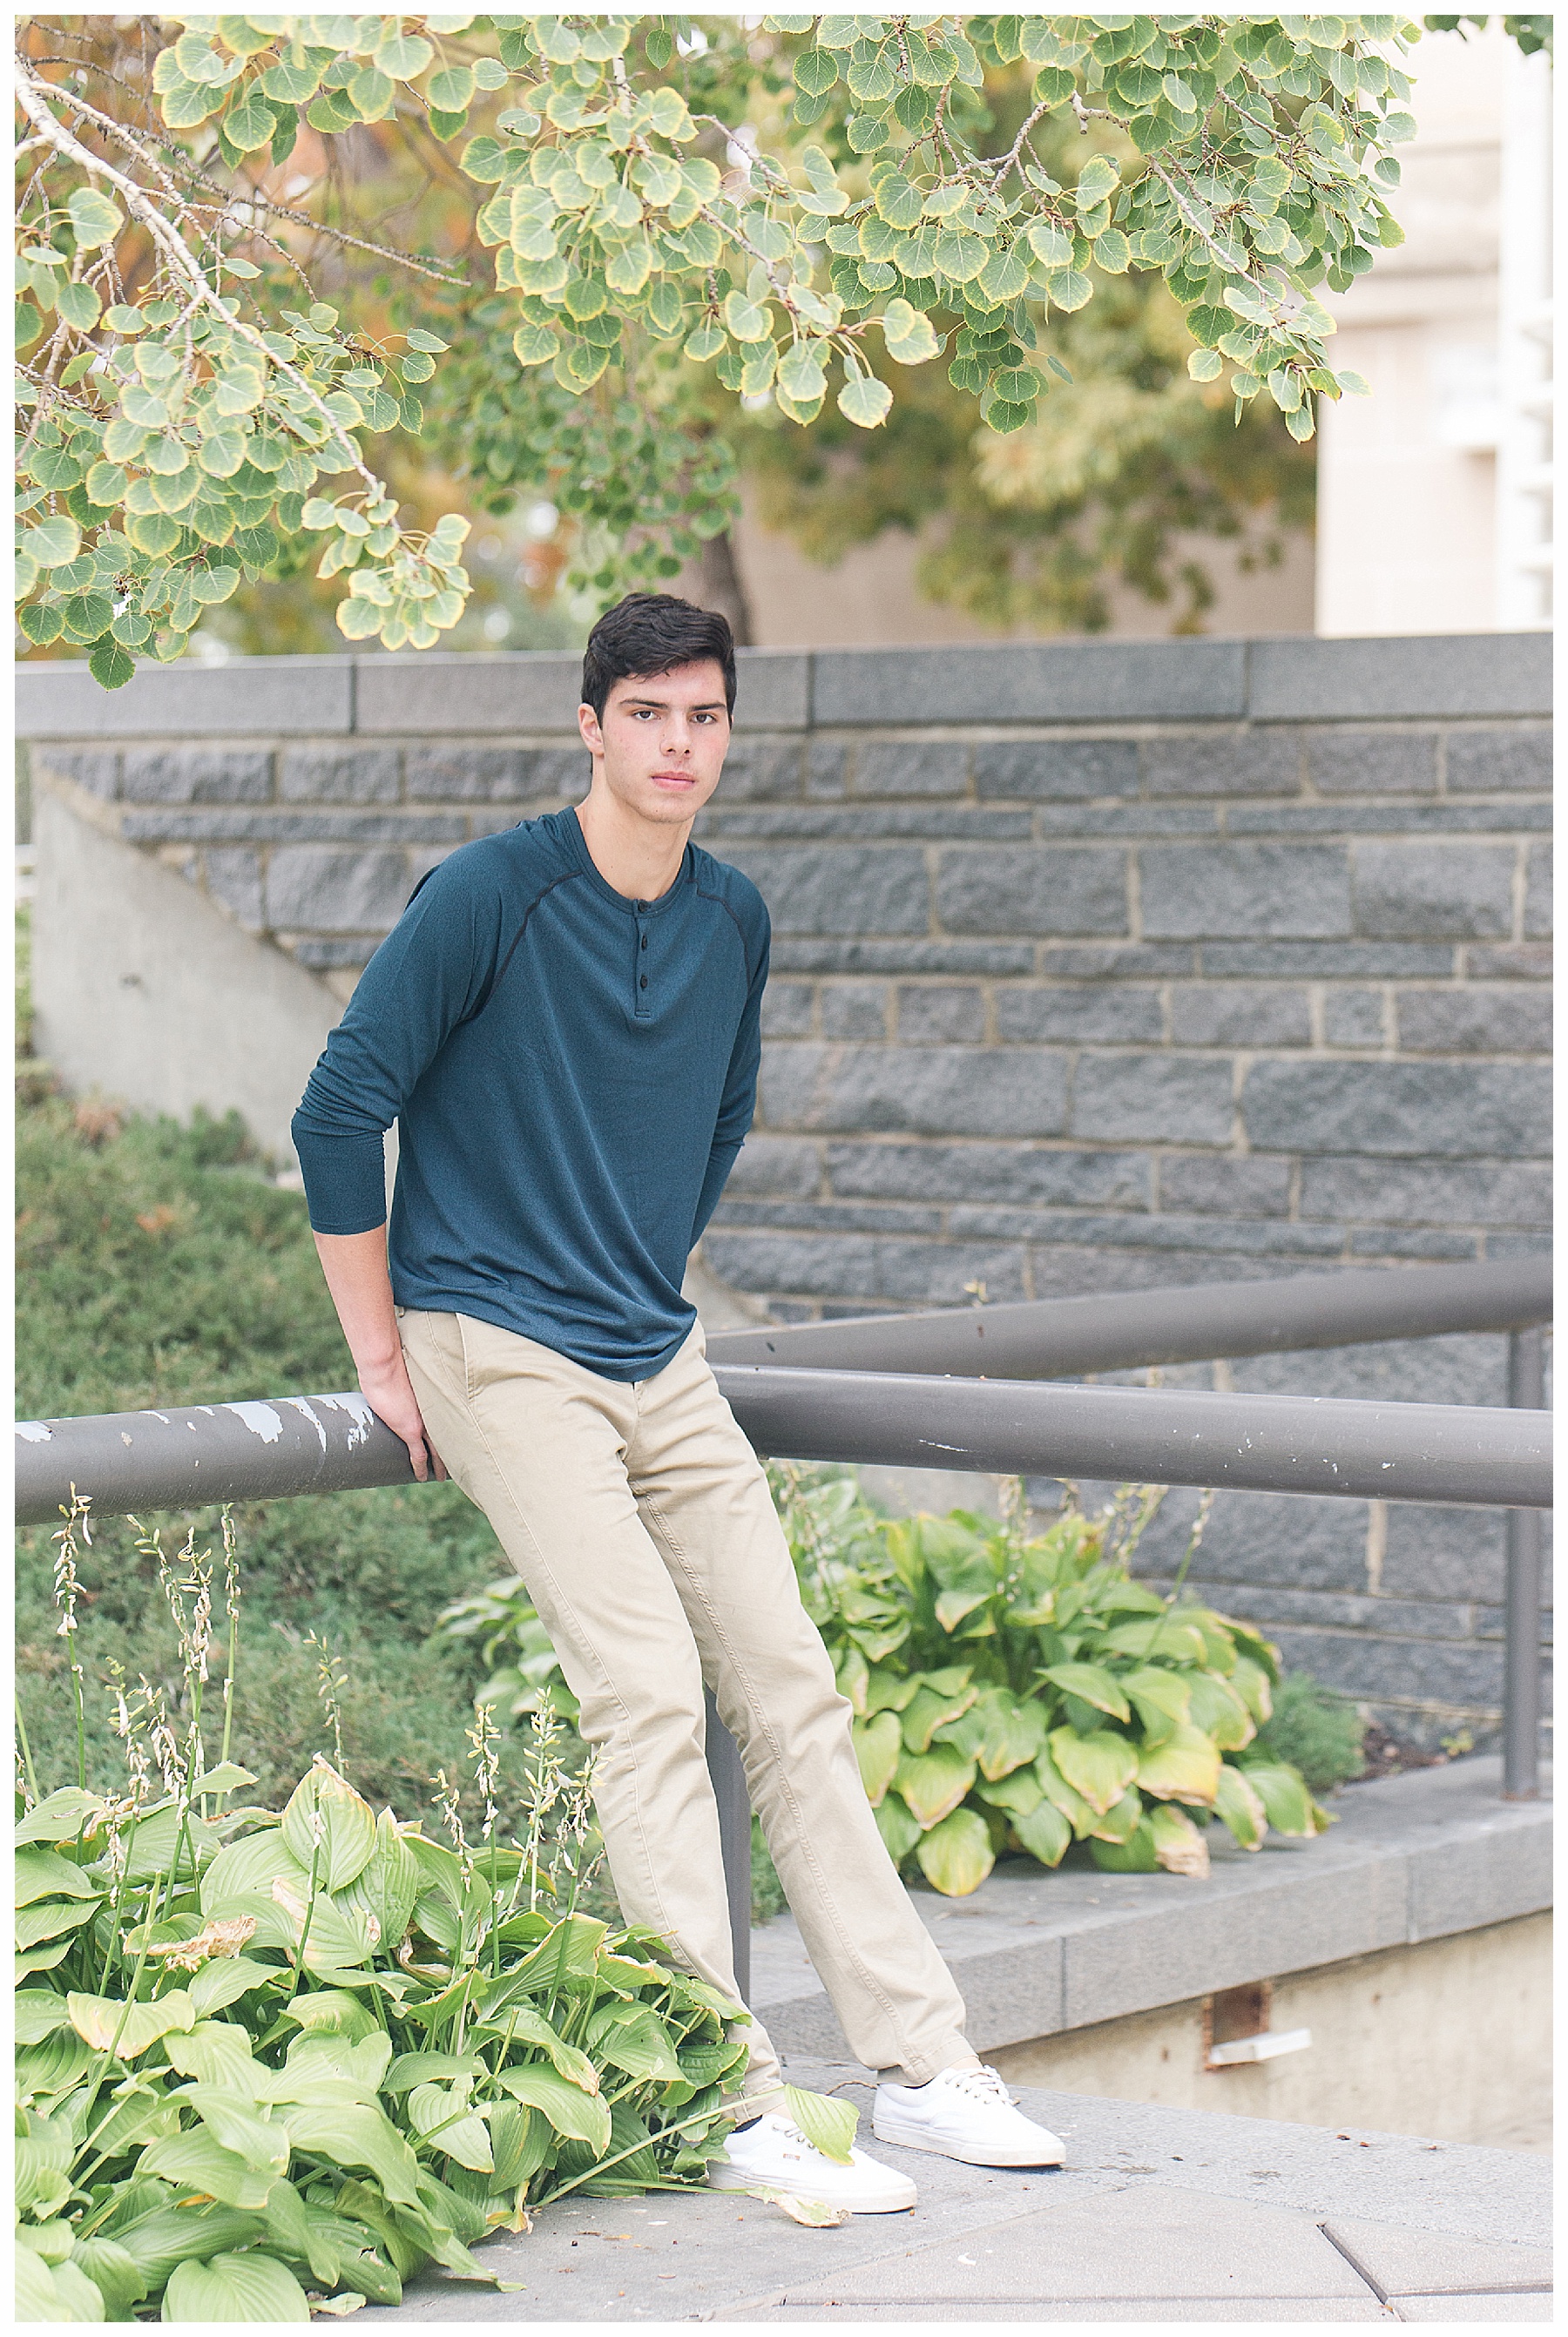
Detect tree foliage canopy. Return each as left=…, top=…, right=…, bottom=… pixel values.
left=12, top=14, right=1531, bottom=683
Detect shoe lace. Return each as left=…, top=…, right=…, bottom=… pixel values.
left=946, top=2064, right=1017, bottom=2108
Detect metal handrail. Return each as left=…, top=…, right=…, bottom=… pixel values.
left=14, top=1375, right=1550, bottom=1521
left=704, top=1255, right=1551, bottom=1379
left=15, top=1263, right=1551, bottom=1975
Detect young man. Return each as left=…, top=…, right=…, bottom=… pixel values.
left=293, top=592, right=1063, bottom=2212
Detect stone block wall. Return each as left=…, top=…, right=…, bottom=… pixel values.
left=21, top=635, right=1551, bottom=1746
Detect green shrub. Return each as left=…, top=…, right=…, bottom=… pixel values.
left=1254, top=1672, right=1367, bottom=1795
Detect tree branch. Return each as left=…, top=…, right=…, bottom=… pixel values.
left=14, top=58, right=383, bottom=501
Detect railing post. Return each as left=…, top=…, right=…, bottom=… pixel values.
left=705, top=1689, right=751, bottom=2004
left=1504, top=1327, right=1546, bottom=1799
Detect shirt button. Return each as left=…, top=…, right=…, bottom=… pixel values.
left=639, top=975, right=648, bottom=990
left=640, top=935, right=648, bottom=950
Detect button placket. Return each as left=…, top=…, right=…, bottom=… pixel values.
left=634, top=910, right=651, bottom=1017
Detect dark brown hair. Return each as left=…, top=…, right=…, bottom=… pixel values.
left=580, top=591, right=736, bottom=722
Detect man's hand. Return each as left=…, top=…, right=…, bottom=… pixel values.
left=359, top=1351, right=448, bottom=1484
left=310, top=1225, right=449, bottom=1483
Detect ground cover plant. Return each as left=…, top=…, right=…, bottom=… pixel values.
left=16, top=1496, right=768, bottom=2321
left=440, top=1465, right=1339, bottom=1900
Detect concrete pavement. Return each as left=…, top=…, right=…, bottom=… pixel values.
left=373, top=2056, right=1551, bottom=2324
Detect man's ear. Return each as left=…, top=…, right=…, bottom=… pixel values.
left=577, top=700, right=604, bottom=755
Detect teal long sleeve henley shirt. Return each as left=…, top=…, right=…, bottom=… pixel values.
left=291, top=805, right=769, bottom=1382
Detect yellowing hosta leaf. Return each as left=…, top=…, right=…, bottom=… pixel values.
left=1213, top=1762, right=1268, bottom=1850
left=1135, top=1723, right=1222, bottom=1809
left=1148, top=1803, right=1210, bottom=1878
left=972, top=1690, right=1045, bottom=1780
left=1011, top=1798, right=1071, bottom=1868
left=874, top=1790, right=923, bottom=1866
left=853, top=1710, right=902, bottom=1805
left=1033, top=1746, right=1095, bottom=1837
left=69, top=1989, right=196, bottom=2057
left=1121, top=1665, right=1193, bottom=1735
left=1048, top=1726, right=1137, bottom=1817
left=1091, top=1819, right=1159, bottom=1874
left=1237, top=1761, right=1322, bottom=1838
left=1089, top=1787, right=1144, bottom=1845
left=1186, top=1671, right=1254, bottom=1752
left=916, top=1806, right=995, bottom=1897
left=200, top=1823, right=307, bottom=1913
left=1042, top=1662, right=1131, bottom=1722
left=975, top=1766, right=1043, bottom=1817
left=899, top=1678, right=977, bottom=1753
left=895, top=1744, right=976, bottom=1829
left=1229, top=1654, right=1274, bottom=1726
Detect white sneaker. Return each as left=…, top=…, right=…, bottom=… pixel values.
left=706, top=2110, right=917, bottom=2213
left=873, top=2063, right=1065, bottom=2167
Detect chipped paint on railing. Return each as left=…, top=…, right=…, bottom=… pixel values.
left=16, top=1422, right=52, bottom=1442
left=316, top=1394, right=375, bottom=1449
left=285, top=1396, right=330, bottom=1453
left=226, top=1401, right=284, bottom=1443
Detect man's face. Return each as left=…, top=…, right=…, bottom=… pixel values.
left=577, top=658, right=731, bottom=827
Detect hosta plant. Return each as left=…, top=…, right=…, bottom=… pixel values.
left=775, top=1471, right=1331, bottom=1896
left=15, top=1504, right=752, bottom=2322
left=441, top=1471, right=1330, bottom=1903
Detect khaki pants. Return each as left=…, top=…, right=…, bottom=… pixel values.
left=398, top=1307, right=972, bottom=2110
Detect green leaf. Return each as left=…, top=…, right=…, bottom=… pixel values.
left=1076, top=154, right=1119, bottom=210
left=163, top=2251, right=309, bottom=2323
left=1044, top=267, right=1092, bottom=312
left=71, top=2236, right=148, bottom=2319
left=166, top=2019, right=259, bottom=2089
left=1187, top=348, right=1225, bottom=382
left=1091, top=1819, right=1159, bottom=1873
left=880, top=297, right=938, bottom=366
left=782, top=2084, right=858, bottom=2165
left=139, top=2127, right=278, bottom=2212
left=873, top=1790, right=922, bottom=1866
left=55, top=280, right=103, bottom=330
left=496, top=2063, right=612, bottom=2152
left=429, top=65, right=476, bottom=112
left=66, top=187, right=124, bottom=248
left=374, top=30, right=434, bottom=80
left=23, top=515, right=83, bottom=569
left=1010, top=1798, right=1071, bottom=1868
left=1213, top=1761, right=1268, bottom=1850
left=16, top=1989, right=71, bottom=2043
left=15, top=1787, right=109, bottom=1845
left=852, top=1709, right=903, bottom=1805
left=1186, top=1672, right=1254, bottom=1753
left=1047, top=1726, right=1138, bottom=1817
left=89, top=640, right=136, bottom=691
left=970, top=1690, right=1045, bottom=1780
left=68, top=1989, right=196, bottom=2057
left=281, top=2102, right=424, bottom=2207
left=181, top=2088, right=290, bottom=2178
left=1090, top=1786, right=1144, bottom=1844
left=837, top=373, right=894, bottom=429
left=915, top=1805, right=995, bottom=1896
left=894, top=1743, right=976, bottom=1829
left=1041, top=1663, right=1131, bottom=1723
left=280, top=1759, right=377, bottom=1893
left=1237, top=1760, right=1323, bottom=1837
left=16, top=1846, right=105, bottom=1906
left=1135, top=1723, right=1223, bottom=1808
left=899, top=1678, right=977, bottom=1753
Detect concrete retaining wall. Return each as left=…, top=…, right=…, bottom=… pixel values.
left=18, top=636, right=1552, bottom=1745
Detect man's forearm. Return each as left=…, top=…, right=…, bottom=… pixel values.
left=313, top=1226, right=402, bottom=1375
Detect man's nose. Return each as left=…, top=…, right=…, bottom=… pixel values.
left=661, top=717, right=694, bottom=755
